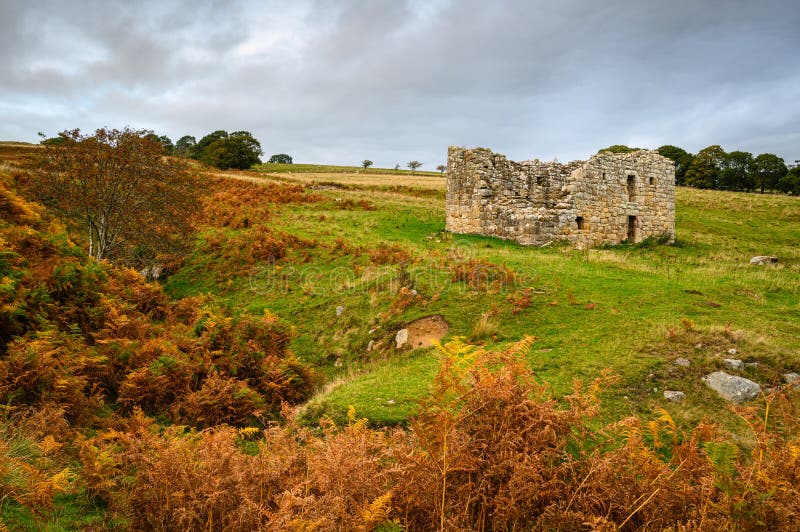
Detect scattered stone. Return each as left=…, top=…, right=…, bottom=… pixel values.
left=723, top=358, right=744, bottom=371
left=703, top=371, right=761, bottom=403
left=783, top=372, right=800, bottom=385
left=663, top=390, right=685, bottom=402
left=745, top=362, right=758, bottom=368
left=395, top=329, right=409, bottom=349
left=750, top=256, right=778, bottom=265
left=727, top=348, right=737, bottom=355
left=368, top=326, right=380, bottom=335
left=674, top=357, right=691, bottom=367
left=694, top=343, right=704, bottom=349
left=387, top=399, right=395, bottom=405
left=334, top=358, right=343, bottom=367
left=409, top=289, right=418, bottom=296
left=335, top=305, right=345, bottom=316
left=367, top=340, right=375, bottom=352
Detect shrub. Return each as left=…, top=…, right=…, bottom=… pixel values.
left=66, top=339, right=800, bottom=530
left=368, top=242, right=413, bottom=265
left=468, top=312, right=501, bottom=343
left=451, top=258, right=519, bottom=292
left=507, top=288, right=534, bottom=314
left=173, top=374, right=265, bottom=427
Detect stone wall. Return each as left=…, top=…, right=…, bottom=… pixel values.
left=445, top=146, right=675, bottom=248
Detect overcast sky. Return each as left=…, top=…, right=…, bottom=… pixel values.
left=2, top=0, right=798, bottom=167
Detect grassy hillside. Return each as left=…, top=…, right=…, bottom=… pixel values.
left=254, top=161, right=442, bottom=176
left=2, top=142, right=799, bottom=529
left=166, top=166, right=800, bottom=431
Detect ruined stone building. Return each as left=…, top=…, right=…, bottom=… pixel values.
left=445, top=147, right=675, bottom=248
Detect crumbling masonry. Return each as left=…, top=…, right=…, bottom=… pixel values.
left=445, top=147, right=675, bottom=248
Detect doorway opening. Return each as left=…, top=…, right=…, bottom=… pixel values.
left=627, top=215, right=637, bottom=242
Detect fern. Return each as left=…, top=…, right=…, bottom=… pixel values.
left=361, top=491, right=393, bottom=529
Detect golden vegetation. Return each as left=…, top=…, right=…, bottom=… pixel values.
left=2, top=144, right=800, bottom=530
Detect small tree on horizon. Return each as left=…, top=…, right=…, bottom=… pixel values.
left=361, top=159, right=373, bottom=170
left=198, top=131, right=263, bottom=170
left=268, top=154, right=293, bottom=164
left=436, top=164, right=446, bottom=174
left=407, top=160, right=423, bottom=174
left=175, top=135, right=197, bottom=157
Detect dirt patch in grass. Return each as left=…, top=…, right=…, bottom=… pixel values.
left=406, top=315, right=449, bottom=349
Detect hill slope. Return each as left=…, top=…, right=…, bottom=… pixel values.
left=1, top=143, right=799, bottom=529
left=166, top=164, right=800, bottom=430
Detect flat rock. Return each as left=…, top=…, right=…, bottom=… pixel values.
left=335, top=305, right=346, bottom=316
left=703, top=371, right=761, bottom=403
left=663, top=390, right=685, bottom=402
left=750, top=256, right=778, bottom=265
left=723, top=358, right=744, bottom=371
left=674, top=357, right=691, bottom=367
left=404, top=315, right=449, bottom=349
left=783, top=372, right=800, bottom=385
left=395, top=328, right=409, bottom=349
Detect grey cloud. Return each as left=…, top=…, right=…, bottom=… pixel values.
left=1, top=0, right=798, bottom=167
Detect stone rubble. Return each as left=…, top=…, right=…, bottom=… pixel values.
left=723, top=358, right=744, bottom=371
left=663, top=390, right=685, bottom=402
left=783, top=372, right=800, bottom=385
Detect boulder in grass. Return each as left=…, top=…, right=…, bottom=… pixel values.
left=663, top=390, right=685, bottom=402
left=395, top=328, right=410, bottom=349
left=750, top=256, right=778, bottom=265
left=723, top=358, right=744, bottom=371
left=703, top=371, right=760, bottom=403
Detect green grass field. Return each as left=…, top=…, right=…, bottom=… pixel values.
left=254, top=161, right=442, bottom=176
left=166, top=171, right=800, bottom=433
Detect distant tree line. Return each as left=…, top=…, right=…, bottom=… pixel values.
left=44, top=130, right=269, bottom=170
left=171, top=131, right=264, bottom=170
left=600, top=144, right=799, bottom=195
